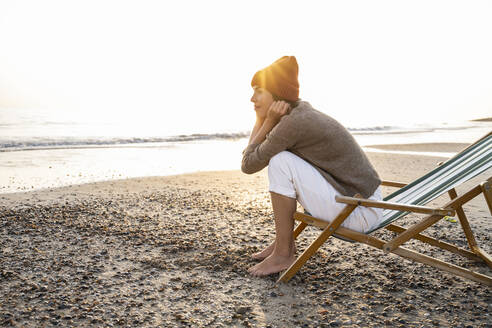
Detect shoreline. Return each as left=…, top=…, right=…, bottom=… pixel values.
left=1, top=146, right=485, bottom=205
left=1, top=150, right=491, bottom=327
left=0, top=141, right=475, bottom=196
left=2, top=119, right=491, bottom=195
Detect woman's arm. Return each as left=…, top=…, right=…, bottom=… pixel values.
left=242, top=101, right=294, bottom=174
left=248, top=118, right=265, bottom=145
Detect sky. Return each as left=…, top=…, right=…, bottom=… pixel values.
left=0, top=0, right=491, bottom=134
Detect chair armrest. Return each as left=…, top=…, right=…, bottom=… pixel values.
left=381, top=180, right=407, bottom=188
left=335, top=195, right=455, bottom=217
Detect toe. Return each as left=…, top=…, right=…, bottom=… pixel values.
left=248, top=263, right=259, bottom=274
left=249, top=268, right=259, bottom=276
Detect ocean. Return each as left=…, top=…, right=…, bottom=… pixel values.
left=1, top=107, right=490, bottom=194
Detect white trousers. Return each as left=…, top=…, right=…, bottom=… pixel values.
left=268, top=151, right=383, bottom=233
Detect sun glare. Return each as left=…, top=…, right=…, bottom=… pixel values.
left=0, top=0, right=491, bottom=132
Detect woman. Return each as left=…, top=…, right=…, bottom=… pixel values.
left=242, top=56, right=383, bottom=277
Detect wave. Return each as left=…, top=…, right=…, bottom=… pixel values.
left=0, top=123, right=479, bottom=152
left=0, top=132, right=250, bottom=152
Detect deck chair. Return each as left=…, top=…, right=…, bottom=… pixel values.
left=278, top=131, right=492, bottom=286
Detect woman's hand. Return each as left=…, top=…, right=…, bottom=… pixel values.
left=248, top=101, right=290, bottom=146
left=266, top=101, right=290, bottom=123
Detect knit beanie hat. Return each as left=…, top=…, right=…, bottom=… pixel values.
left=251, top=56, right=299, bottom=102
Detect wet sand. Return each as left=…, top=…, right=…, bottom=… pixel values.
left=1, top=144, right=491, bottom=327
left=365, top=143, right=471, bottom=153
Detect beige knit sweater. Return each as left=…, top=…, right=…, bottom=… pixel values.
left=241, top=101, right=381, bottom=198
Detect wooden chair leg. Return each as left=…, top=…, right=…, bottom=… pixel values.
left=449, top=187, right=492, bottom=269
left=475, top=181, right=492, bottom=269
left=481, top=180, right=492, bottom=214
left=293, top=221, right=307, bottom=239
left=383, top=184, right=483, bottom=252
left=472, top=247, right=492, bottom=269
left=393, top=246, right=492, bottom=286
left=448, top=188, right=478, bottom=250
left=334, top=226, right=492, bottom=286
left=385, top=224, right=482, bottom=262
left=277, top=204, right=356, bottom=283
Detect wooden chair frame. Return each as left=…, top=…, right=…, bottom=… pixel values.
left=278, top=177, right=492, bottom=286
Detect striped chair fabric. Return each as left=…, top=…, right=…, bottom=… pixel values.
left=368, top=132, right=492, bottom=234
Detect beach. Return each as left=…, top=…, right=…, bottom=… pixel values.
left=1, top=142, right=491, bottom=327
left=2, top=1, right=492, bottom=326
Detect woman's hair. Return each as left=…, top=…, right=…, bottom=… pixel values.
left=272, top=93, right=299, bottom=108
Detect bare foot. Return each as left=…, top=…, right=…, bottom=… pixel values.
left=248, top=252, right=296, bottom=277
left=251, top=242, right=296, bottom=261
left=251, top=242, right=275, bottom=260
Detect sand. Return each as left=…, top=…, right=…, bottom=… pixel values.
left=1, top=144, right=491, bottom=327
left=364, top=143, right=471, bottom=153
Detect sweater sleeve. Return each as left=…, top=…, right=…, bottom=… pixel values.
left=241, top=116, right=299, bottom=174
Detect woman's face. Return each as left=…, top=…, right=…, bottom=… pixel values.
left=250, top=86, right=274, bottom=119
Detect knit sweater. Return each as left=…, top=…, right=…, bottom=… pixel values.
left=241, top=101, right=381, bottom=198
